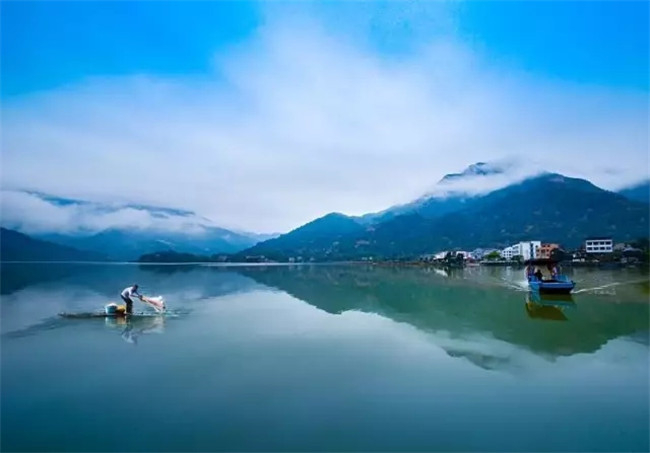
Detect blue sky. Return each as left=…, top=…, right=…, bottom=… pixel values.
left=1, top=1, right=648, bottom=232
left=3, top=1, right=647, bottom=97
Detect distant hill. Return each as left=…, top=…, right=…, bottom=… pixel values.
left=238, top=173, right=650, bottom=261
left=38, top=226, right=260, bottom=261
left=0, top=228, right=105, bottom=262
left=5, top=190, right=268, bottom=261
left=618, top=180, right=650, bottom=204
left=235, top=213, right=364, bottom=261
left=138, top=250, right=212, bottom=263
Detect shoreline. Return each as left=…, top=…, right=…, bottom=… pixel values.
left=1, top=259, right=646, bottom=270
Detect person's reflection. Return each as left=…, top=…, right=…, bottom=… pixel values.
left=105, top=315, right=165, bottom=345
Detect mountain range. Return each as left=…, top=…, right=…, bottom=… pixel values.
left=37, top=227, right=261, bottom=261
left=238, top=170, right=649, bottom=261
left=2, top=163, right=648, bottom=262
left=0, top=228, right=105, bottom=262
left=1, top=191, right=274, bottom=261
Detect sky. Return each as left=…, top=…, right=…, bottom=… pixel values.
left=1, top=0, right=648, bottom=234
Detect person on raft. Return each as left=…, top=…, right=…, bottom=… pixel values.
left=120, top=284, right=142, bottom=314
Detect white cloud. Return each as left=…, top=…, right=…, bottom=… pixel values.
left=0, top=190, right=212, bottom=235
left=2, top=15, right=647, bottom=233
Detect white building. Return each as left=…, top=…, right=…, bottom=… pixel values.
left=521, top=241, right=541, bottom=260
left=501, top=241, right=541, bottom=260
left=585, top=237, right=613, bottom=254
left=501, top=245, right=518, bottom=260
left=434, top=251, right=448, bottom=260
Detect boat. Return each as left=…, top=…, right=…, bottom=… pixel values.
left=59, top=299, right=167, bottom=319
left=58, top=311, right=166, bottom=319
left=525, top=258, right=575, bottom=294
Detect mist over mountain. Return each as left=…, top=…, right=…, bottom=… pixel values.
left=618, top=180, right=650, bottom=204
left=438, top=161, right=507, bottom=183
left=1, top=190, right=271, bottom=260
left=361, top=160, right=537, bottom=223
left=239, top=171, right=649, bottom=261
left=3, top=162, right=648, bottom=263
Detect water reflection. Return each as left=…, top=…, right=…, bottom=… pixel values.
left=104, top=315, right=165, bottom=345
left=234, top=265, right=649, bottom=359
left=525, top=292, right=576, bottom=321
left=2, top=263, right=648, bottom=361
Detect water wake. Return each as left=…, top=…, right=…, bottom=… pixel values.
left=572, top=279, right=648, bottom=294
left=499, top=277, right=529, bottom=292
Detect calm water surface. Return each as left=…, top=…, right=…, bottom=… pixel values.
left=1, top=263, right=649, bottom=452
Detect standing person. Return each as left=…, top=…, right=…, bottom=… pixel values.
left=525, top=264, right=535, bottom=280
left=551, top=264, right=559, bottom=280
left=120, top=284, right=142, bottom=314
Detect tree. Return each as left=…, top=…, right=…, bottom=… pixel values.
left=484, top=251, right=502, bottom=261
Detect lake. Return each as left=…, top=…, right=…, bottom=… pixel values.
left=1, top=262, right=648, bottom=452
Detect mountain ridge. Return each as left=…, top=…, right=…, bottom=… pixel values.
left=361, top=160, right=530, bottom=223
left=237, top=172, right=649, bottom=261
left=0, top=228, right=106, bottom=262
left=438, top=161, right=506, bottom=183
left=39, top=227, right=260, bottom=261
left=238, top=212, right=365, bottom=261
left=618, top=180, right=650, bottom=204
left=3, top=190, right=271, bottom=260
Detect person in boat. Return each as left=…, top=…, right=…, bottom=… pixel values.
left=547, top=263, right=555, bottom=279
left=525, top=264, right=535, bottom=280
left=120, top=284, right=142, bottom=314
left=534, top=268, right=543, bottom=281
left=550, top=264, right=559, bottom=280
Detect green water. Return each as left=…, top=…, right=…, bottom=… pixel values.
left=1, top=263, right=648, bottom=452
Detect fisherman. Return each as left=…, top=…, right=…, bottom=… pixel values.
left=120, top=284, right=142, bottom=315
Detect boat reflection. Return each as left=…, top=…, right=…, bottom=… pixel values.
left=525, top=292, right=576, bottom=321
left=104, top=315, right=165, bottom=345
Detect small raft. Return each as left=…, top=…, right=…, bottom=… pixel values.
left=59, top=300, right=166, bottom=319
left=58, top=311, right=164, bottom=319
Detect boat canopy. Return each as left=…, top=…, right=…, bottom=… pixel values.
left=524, top=258, right=559, bottom=266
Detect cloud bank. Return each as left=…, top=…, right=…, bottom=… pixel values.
left=2, top=15, right=647, bottom=232
left=0, top=190, right=214, bottom=235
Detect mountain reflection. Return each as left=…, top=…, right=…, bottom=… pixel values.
left=3, top=263, right=648, bottom=364
left=234, top=264, right=649, bottom=359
